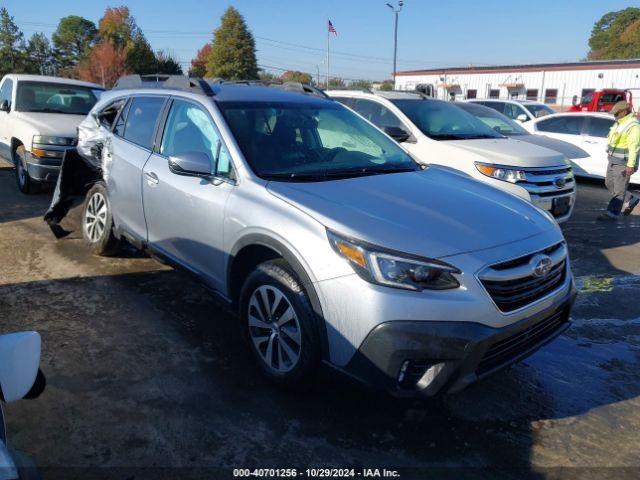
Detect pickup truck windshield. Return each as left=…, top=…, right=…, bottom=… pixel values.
left=391, top=99, right=504, bottom=140
left=456, top=102, right=529, bottom=136
left=219, top=101, right=419, bottom=181
left=15, top=81, right=102, bottom=115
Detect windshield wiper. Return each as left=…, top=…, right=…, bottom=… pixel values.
left=262, top=166, right=416, bottom=182
left=26, top=108, right=68, bottom=114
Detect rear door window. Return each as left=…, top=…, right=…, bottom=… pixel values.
left=536, top=116, right=586, bottom=135
left=122, top=96, right=166, bottom=149
left=0, top=78, right=13, bottom=107
left=586, top=117, right=614, bottom=138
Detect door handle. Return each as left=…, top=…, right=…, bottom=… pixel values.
left=584, top=140, right=598, bottom=144
left=144, top=172, right=159, bottom=186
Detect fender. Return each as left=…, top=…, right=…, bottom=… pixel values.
left=228, top=233, right=330, bottom=359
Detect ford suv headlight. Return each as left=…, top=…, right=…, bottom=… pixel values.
left=475, top=163, right=525, bottom=183
left=32, top=135, right=76, bottom=146
left=327, top=231, right=460, bottom=291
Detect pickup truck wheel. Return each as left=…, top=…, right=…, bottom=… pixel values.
left=240, top=259, right=321, bottom=387
left=14, top=145, right=39, bottom=194
left=82, top=182, right=122, bottom=256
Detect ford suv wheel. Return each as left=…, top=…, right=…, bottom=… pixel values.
left=82, top=182, right=122, bottom=256
left=240, top=259, right=321, bottom=386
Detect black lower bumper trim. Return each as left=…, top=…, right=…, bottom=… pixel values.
left=342, top=282, right=576, bottom=397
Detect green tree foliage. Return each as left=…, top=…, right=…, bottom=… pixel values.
left=349, top=79, right=372, bottom=90
left=0, top=7, right=26, bottom=76
left=328, top=77, right=345, bottom=88
left=258, top=69, right=277, bottom=82
left=206, top=6, right=258, bottom=80
left=26, top=33, right=54, bottom=75
left=125, top=33, right=157, bottom=74
left=379, top=80, right=394, bottom=91
left=281, top=70, right=313, bottom=84
left=588, top=7, right=640, bottom=60
left=52, top=15, right=97, bottom=71
left=99, top=6, right=137, bottom=50
left=156, top=50, right=183, bottom=74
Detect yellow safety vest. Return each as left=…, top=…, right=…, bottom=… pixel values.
left=607, top=113, right=640, bottom=168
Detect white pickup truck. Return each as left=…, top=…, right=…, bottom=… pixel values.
left=0, top=74, right=104, bottom=194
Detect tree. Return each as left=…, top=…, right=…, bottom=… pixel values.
left=379, top=79, right=394, bottom=91
left=206, top=6, right=258, bottom=80
left=125, top=33, right=157, bottom=74
left=588, top=8, right=640, bottom=60
left=258, top=69, right=277, bottom=82
left=0, top=7, right=26, bottom=76
left=189, top=43, right=212, bottom=77
left=328, top=77, right=345, bottom=88
left=77, top=41, right=128, bottom=87
left=156, top=50, right=182, bottom=74
left=25, top=33, right=54, bottom=75
left=52, top=16, right=97, bottom=71
left=349, top=79, right=372, bottom=90
left=99, top=6, right=137, bottom=50
left=281, top=70, right=312, bottom=84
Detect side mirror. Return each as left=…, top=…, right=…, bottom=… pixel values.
left=168, top=151, right=212, bottom=178
left=0, top=332, right=41, bottom=402
left=516, top=113, right=529, bottom=123
left=382, top=125, right=411, bottom=142
left=0, top=100, right=9, bottom=112
left=572, top=95, right=579, bottom=107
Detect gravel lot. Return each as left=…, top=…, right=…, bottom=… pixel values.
left=1, top=158, right=639, bottom=479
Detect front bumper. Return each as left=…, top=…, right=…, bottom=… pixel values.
left=342, top=276, right=576, bottom=397
left=25, top=147, right=68, bottom=182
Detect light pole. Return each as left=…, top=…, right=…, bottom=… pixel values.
left=386, top=1, right=403, bottom=85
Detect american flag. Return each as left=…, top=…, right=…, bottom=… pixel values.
left=328, top=20, right=337, bottom=36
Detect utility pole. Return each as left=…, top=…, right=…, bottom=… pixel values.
left=386, top=1, right=404, bottom=86
left=326, top=19, right=330, bottom=88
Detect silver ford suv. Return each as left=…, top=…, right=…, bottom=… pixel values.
left=78, top=76, right=576, bottom=396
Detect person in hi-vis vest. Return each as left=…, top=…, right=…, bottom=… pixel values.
left=598, top=101, right=640, bottom=220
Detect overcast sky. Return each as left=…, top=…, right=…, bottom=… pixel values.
left=5, top=0, right=636, bottom=80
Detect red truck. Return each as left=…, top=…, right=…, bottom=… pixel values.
left=568, top=89, right=633, bottom=113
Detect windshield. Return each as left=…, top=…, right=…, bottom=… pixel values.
left=390, top=99, right=504, bottom=140
left=524, top=103, right=554, bottom=118
left=219, top=101, right=419, bottom=181
left=456, top=103, right=529, bottom=136
left=15, top=81, right=102, bottom=115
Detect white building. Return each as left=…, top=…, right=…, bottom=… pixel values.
left=394, top=59, right=640, bottom=109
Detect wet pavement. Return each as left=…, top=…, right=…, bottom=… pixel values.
left=0, top=160, right=639, bottom=479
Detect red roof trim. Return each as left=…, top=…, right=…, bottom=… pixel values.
left=397, top=62, right=640, bottom=76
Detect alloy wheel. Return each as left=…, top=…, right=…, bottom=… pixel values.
left=84, top=192, right=108, bottom=242
left=248, top=285, right=302, bottom=373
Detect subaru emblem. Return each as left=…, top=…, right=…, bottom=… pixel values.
left=531, top=254, right=553, bottom=277
left=554, top=177, right=566, bottom=189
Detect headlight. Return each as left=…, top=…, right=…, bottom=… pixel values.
left=475, top=163, right=526, bottom=183
left=327, top=231, right=460, bottom=291
left=32, top=135, right=76, bottom=146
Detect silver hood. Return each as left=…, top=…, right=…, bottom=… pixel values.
left=445, top=137, right=569, bottom=168
left=267, top=167, right=558, bottom=259
left=513, top=134, right=589, bottom=160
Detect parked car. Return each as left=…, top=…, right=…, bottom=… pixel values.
left=77, top=76, right=575, bottom=396
left=522, top=112, right=636, bottom=183
left=0, top=74, right=104, bottom=194
left=567, top=89, right=631, bottom=113
left=329, top=90, right=575, bottom=223
left=467, top=99, right=555, bottom=123
left=455, top=101, right=591, bottom=162
left=0, top=331, right=45, bottom=480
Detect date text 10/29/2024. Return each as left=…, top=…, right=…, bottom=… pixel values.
left=233, top=469, right=401, bottom=478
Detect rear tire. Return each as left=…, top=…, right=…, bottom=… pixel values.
left=239, top=259, right=321, bottom=387
left=14, top=145, right=39, bottom=194
left=82, top=182, right=122, bottom=256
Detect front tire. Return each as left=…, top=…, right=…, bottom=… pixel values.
left=82, top=182, right=122, bottom=256
left=240, top=259, right=321, bottom=386
left=14, top=145, right=39, bottom=194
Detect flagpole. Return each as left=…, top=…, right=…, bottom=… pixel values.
left=326, top=19, right=330, bottom=87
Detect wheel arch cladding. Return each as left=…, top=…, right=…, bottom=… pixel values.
left=229, top=234, right=330, bottom=360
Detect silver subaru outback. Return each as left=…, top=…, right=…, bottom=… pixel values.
left=78, top=76, right=576, bottom=396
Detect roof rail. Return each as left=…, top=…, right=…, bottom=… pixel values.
left=113, top=74, right=215, bottom=96
left=271, top=81, right=330, bottom=99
